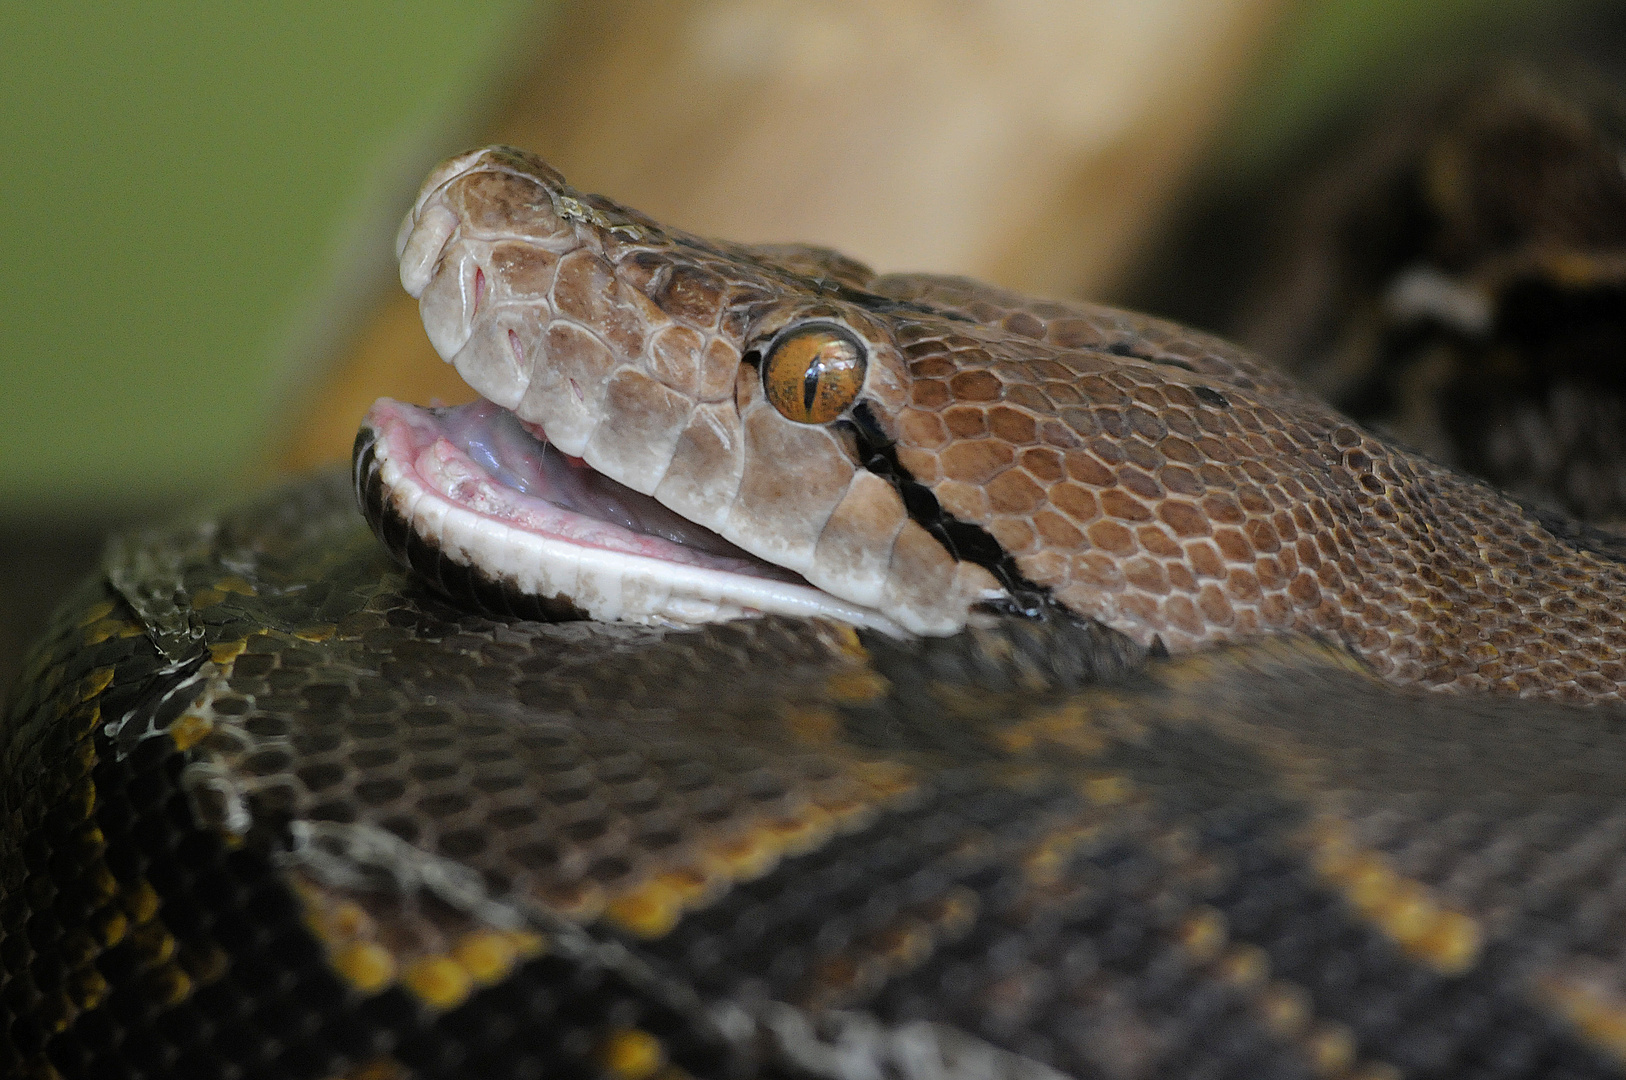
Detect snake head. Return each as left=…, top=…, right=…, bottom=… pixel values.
left=368, top=146, right=1006, bottom=635
left=361, top=146, right=1626, bottom=699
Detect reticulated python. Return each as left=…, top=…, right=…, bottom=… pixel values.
left=5, top=146, right=1626, bottom=1080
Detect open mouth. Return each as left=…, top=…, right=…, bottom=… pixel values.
left=354, top=396, right=908, bottom=633
left=358, top=144, right=1014, bottom=638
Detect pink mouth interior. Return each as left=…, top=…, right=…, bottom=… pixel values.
left=374, top=398, right=803, bottom=581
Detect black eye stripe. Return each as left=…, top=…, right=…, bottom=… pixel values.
left=844, top=410, right=1050, bottom=617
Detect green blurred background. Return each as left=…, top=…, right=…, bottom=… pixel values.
left=1, top=1, right=536, bottom=511
left=2, top=0, right=1611, bottom=513
left=5, top=0, right=1618, bottom=513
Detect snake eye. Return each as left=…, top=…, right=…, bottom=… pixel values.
left=761, top=323, right=868, bottom=425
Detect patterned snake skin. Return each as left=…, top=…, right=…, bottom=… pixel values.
left=5, top=148, right=1626, bottom=1079
left=384, top=148, right=1626, bottom=699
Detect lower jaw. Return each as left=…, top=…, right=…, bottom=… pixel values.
left=353, top=398, right=906, bottom=634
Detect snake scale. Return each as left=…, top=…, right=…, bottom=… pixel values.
left=6, top=144, right=1626, bottom=1080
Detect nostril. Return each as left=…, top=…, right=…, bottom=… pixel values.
left=474, top=267, right=486, bottom=313
left=508, top=329, right=524, bottom=368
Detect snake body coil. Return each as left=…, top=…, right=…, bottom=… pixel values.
left=5, top=149, right=1626, bottom=1079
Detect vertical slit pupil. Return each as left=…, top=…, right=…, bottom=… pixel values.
left=762, top=324, right=867, bottom=424
left=803, top=352, right=823, bottom=414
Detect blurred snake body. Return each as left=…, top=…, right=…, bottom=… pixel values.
left=6, top=147, right=1626, bottom=1079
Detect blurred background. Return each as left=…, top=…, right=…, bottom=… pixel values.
left=3, top=0, right=1624, bottom=693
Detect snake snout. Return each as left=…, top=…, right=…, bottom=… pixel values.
left=395, top=146, right=514, bottom=298
left=396, top=151, right=490, bottom=359
left=405, top=208, right=481, bottom=369
left=398, top=150, right=584, bottom=411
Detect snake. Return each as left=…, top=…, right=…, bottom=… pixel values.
left=6, top=145, right=1626, bottom=1080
